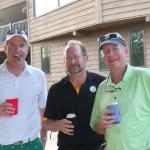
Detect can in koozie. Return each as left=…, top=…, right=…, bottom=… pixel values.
left=66, top=113, right=77, bottom=135
left=66, top=113, right=77, bottom=146
left=106, top=102, right=121, bottom=124
left=66, top=113, right=77, bottom=126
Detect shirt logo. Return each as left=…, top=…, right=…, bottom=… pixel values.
left=89, top=86, right=96, bottom=93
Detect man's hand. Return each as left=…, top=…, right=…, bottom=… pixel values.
left=0, top=102, right=15, bottom=117
left=56, top=119, right=74, bottom=135
left=95, top=110, right=115, bottom=134
left=100, top=110, right=115, bottom=128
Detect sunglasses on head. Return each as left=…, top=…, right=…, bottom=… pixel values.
left=6, top=30, right=26, bottom=36
left=98, top=32, right=126, bottom=48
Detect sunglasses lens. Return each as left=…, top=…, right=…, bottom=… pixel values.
left=18, top=31, right=26, bottom=35
left=100, top=36, right=105, bottom=42
left=6, top=30, right=14, bottom=35
left=109, top=34, right=117, bottom=39
left=98, top=36, right=105, bottom=44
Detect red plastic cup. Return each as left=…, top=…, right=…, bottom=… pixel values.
left=6, top=98, right=18, bottom=115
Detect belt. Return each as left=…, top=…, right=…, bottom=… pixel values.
left=13, top=135, right=38, bottom=145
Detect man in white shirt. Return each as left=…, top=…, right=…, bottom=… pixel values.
left=0, top=30, right=47, bottom=150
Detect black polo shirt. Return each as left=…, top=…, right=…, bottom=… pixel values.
left=44, top=71, right=105, bottom=149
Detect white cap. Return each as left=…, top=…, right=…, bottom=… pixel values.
left=5, top=30, right=28, bottom=44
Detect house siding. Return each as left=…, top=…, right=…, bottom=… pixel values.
left=0, top=0, right=150, bottom=87
left=30, top=21, right=150, bottom=87
left=28, top=0, right=97, bottom=42
left=102, top=0, right=150, bottom=22
left=0, top=0, right=25, bottom=9
left=28, top=0, right=150, bottom=43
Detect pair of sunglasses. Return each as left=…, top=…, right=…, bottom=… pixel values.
left=5, top=30, right=28, bottom=43
left=6, top=30, right=27, bottom=36
left=98, top=32, right=126, bottom=49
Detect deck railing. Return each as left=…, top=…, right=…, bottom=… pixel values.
left=0, top=19, right=28, bottom=44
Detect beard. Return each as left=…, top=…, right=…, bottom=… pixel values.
left=67, top=64, right=84, bottom=74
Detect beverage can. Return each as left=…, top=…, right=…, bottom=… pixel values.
left=66, top=113, right=77, bottom=135
left=106, top=102, right=121, bottom=124
left=66, top=113, right=76, bottom=125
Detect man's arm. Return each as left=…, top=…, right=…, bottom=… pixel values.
left=39, top=108, right=47, bottom=150
left=44, top=118, right=74, bottom=135
left=94, top=110, right=115, bottom=135
left=90, top=82, right=115, bottom=135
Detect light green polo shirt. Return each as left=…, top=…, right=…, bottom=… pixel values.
left=90, top=64, right=150, bottom=150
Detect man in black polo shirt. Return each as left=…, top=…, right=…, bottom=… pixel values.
left=44, top=40, right=105, bottom=150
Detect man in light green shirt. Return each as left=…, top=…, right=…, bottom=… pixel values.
left=90, top=32, right=150, bottom=150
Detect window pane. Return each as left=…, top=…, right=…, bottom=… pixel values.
left=129, top=29, right=144, bottom=66
left=41, top=46, right=50, bottom=74
left=34, top=0, right=58, bottom=16
left=59, top=0, right=74, bottom=6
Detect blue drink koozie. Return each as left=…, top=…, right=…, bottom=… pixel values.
left=106, top=102, right=121, bottom=124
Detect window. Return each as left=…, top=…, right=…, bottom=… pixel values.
left=41, top=46, right=50, bottom=74
left=60, top=0, right=73, bottom=6
left=129, top=29, right=145, bottom=66
left=33, top=0, right=76, bottom=17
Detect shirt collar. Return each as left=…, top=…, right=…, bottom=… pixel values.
left=0, top=59, right=33, bottom=75
left=62, top=71, right=93, bottom=85
left=23, top=62, right=33, bottom=74
left=107, top=64, right=134, bottom=87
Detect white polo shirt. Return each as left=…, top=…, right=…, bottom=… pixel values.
left=0, top=61, right=47, bottom=145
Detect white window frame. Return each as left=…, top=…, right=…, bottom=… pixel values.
left=33, top=0, right=77, bottom=17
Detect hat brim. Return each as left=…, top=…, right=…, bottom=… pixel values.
left=99, top=40, right=124, bottom=51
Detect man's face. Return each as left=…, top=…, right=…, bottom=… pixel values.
left=64, top=45, right=87, bottom=74
left=5, top=36, right=28, bottom=64
left=102, top=43, right=127, bottom=70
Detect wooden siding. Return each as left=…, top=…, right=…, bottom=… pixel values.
left=31, top=34, right=106, bottom=87
left=0, top=0, right=25, bottom=9
left=30, top=22, right=150, bottom=87
left=28, top=0, right=150, bottom=43
left=28, top=0, right=97, bottom=42
left=102, top=0, right=150, bottom=22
